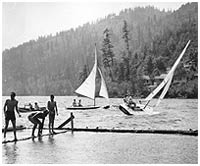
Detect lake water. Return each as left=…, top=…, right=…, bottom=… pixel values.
left=2, top=96, right=198, bottom=164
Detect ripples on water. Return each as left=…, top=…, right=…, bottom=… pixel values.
left=2, top=97, right=198, bottom=164
left=2, top=96, right=198, bottom=130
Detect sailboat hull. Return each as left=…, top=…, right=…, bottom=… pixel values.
left=119, top=103, right=154, bottom=115
left=66, top=106, right=100, bottom=110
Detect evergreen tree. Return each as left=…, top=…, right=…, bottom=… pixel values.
left=122, top=20, right=132, bottom=81
left=145, top=55, right=155, bottom=84
left=101, top=28, right=115, bottom=80
left=155, top=57, right=166, bottom=73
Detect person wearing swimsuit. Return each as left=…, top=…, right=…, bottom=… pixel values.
left=28, top=110, right=49, bottom=137
left=47, top=95, right=58, bottom=134
left=3, top=92, right=21, bottom=141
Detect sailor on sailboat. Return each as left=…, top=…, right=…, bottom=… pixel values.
left=66, top=44, right=109, bottom=110
left=119, top=40, right=191, bottom=115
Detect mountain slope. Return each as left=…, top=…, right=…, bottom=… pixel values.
left=2, top=2, right=198, bottom=97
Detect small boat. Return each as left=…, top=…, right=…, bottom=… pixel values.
left=19, top=107, right=46, bottom=113
left=2, top=125, right=26, bottom=132
left=119, top=40, right=191, bottom=115
left=119, top=103, right=153, bottom=115
left=66, top=44, right=109, bottom=110
left=66, top=105, right=100, bottom=110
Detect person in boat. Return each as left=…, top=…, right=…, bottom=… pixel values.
left=123, top=95, right=136, bottom=110
left=72, top=99, right=77, bottom=107
left=28, top=110, right=49, bottom=137
left=78, top=99, right=82, bottom=107
left=123, top=95, right=129, bottom=104
left=127, top=96, right=136, bottom=109
left=47, top=95, right=58, bottom=134
left=34, top=102, right=39, bottom=110
left=3, top=92, right=21, bottom=141
left=29, top=103, right=34, bottom=111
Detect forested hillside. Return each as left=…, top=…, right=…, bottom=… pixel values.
left=2, top=2, right=198, bottom=98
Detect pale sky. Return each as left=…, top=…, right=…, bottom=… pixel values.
left=2, top=1, right=186, bottom=50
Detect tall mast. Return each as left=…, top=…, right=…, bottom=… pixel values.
left=94, top=43, right=97, bottom=106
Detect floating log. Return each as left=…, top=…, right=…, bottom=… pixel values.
left=2, top=125, right=26, bottom=132
left=3, top=127, right=197, bottom=144
left=2, top=130, right=68, bottom=144
left=50, top=127, right=198, bottom=136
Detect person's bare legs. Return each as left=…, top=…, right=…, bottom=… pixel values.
left=11, top=120, right=17, bottom=141
left=39, top=119, right=44, bottom=135
left=32, top=124, right=37, bottom=137
left=52, top=116, right=56, bottom=134
left=49, top=116, right=52, bottom=134
left=38, top=122, right=43, bottom=136
left=4, top=120, right=9, bottom=139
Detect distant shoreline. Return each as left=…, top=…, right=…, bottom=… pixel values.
left=1, top=95, right=198, bottom=99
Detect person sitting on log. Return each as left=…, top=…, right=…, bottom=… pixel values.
left=28, top=110, right=49, bottom=137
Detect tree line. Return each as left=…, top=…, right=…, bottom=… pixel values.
left=2, top=2, right=198, bottom=98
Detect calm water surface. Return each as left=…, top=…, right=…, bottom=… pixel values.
left=2, top=96, right=198, bottom=164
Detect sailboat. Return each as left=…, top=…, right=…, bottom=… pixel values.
left=119, top=40, right=191, bottom=115
left=66, top=44, right=109, bottom=110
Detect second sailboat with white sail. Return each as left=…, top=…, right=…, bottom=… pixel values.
left=119, top=40, right=191, bottom=115
left=66, top=44, right=109, bottom=110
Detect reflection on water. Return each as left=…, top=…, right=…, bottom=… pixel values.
left=48, top=135, right=55, bottom=145
left=3, top=143, right=18, bottom=164
left=2, top=132, right=198, bottom=164
left=32, top=136, right=44, bottom=144
left=38, top=136, right=44, bottom=143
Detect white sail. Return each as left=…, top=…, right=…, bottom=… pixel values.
left=98, top=67, right=109, bottom=99
left=75, top=47, right=97, bottom=100
left=145, top=40, right=190, bottom=101
left=145, top=73, right=171, bottom=101
left=155, top=72, right=173, bottom=107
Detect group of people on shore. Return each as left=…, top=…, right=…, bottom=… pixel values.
left=3, top=91, right=137, bottom=141
left=3, top=92, right=58, bottom=141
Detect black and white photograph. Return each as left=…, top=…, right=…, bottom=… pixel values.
left=2, top=0, right=198, bottom=164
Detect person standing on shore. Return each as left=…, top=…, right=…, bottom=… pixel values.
left=47, top=95, right=58, bottom=134
left=3, top=92, right=21, bottom=141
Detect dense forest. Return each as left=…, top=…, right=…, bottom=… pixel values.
left=2, top=2, right=198, bottom=98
